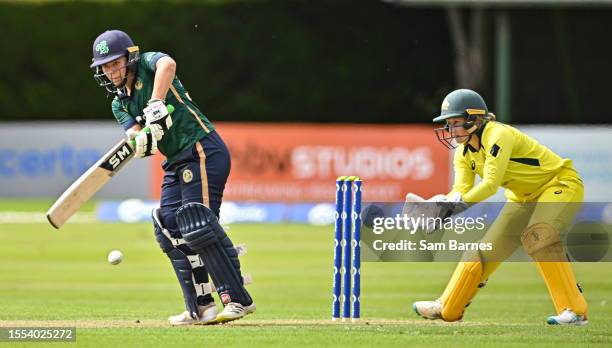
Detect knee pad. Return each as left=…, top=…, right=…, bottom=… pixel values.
left=521, top=223, right=566, bottom=262
left=176, top=203, right=251, bottom=305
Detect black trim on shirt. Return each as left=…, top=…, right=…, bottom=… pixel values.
left=510, top=158, right=540, bottom=166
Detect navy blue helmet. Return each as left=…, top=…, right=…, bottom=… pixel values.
left=90, top=30, right=140, bottom=96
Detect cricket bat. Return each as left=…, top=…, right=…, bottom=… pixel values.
left=46, top=105, right=174, bottom=229
left=46, top=138, right=136, bottom=229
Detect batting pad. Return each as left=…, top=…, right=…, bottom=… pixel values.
left=535, top=262, right=588, bottom=315
left=153, top=208, right=206, bottom=318
left=176, top=203, right=252, bottom=306
left=522, top=223, right=588, bottom=315
left=439, top=259, right=483, bottom=321
left=438, top=250, right=500, bottom=322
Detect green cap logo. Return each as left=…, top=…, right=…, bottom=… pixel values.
left=95, top=40, right=110, bottom=55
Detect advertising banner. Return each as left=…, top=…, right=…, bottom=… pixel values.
left=0, top=122, right=151, bottom=198
left=150, top=123, right=450, bottom=202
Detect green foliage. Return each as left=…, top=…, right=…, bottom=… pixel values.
left=0, top=0, right=452, bottom=123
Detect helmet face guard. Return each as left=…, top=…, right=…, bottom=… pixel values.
left=93, top=62, right=128, bottom=94
left=91, top=46, right=139, bottom=96
left=432, top=89, right=492, bottom=149
left=434, top=122, right=470, bottom=149
left=433, top=109, right=490, bottom=149
left=90, top=30, right=139, bottom=96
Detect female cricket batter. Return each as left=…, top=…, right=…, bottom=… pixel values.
left=90, top=30, right=255, bottom=325
left=412, top=89, right=588, bottom=325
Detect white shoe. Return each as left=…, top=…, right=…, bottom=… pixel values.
left=546, top=309, right=588, bottom=326
left=168, top=303, right=218, bottom=326
left=214, top=302, right=256, bottom=324
left=413, top=300, right=442, bottom=320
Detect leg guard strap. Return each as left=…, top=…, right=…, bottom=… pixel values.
left=152, top=207, right=185, bottom=247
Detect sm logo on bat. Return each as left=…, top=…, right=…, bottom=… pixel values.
left=100, top=142, right=134, bottom=172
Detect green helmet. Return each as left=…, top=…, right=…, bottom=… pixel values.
left=433, top=89, right=488, bottom=123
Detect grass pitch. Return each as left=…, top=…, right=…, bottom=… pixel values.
left=0, top=199, right=611, bottom=347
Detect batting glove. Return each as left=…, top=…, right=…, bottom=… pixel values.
left=132, top=127, right=158, bottom=158
left=143, top=99, right=173, bottom=141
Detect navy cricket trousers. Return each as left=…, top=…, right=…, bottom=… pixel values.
left=158, top=130, right=231, bottom=236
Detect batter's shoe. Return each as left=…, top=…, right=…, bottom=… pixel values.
left=168, top=303, right=218, bottom=326
left=546, top=309, right=588, bottom=326
left=214, top=302, right=256, bottom=324
left=413, top=300, right=442, bottom=320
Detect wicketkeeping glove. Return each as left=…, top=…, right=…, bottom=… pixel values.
left=131, top=127, right=158, bottom=158
left=143, top=99, right=173, bottom=141
left=402, top=193, right=467, bottom=234
left=432, top=192, right=469, bottom=220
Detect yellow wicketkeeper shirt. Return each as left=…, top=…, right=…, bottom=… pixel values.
left=449, top=121, right=579, bottom=202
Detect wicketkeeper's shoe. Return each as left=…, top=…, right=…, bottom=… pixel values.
left=168, top=303, right=218, bottom=326
left=214, top=302, right=257, bottom=324
left=413, top=300, right=442, bottom=320
left=546, top=309, right=588, bottom=326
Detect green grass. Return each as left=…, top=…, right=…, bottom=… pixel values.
left=0, top=200, right=611, bottom=347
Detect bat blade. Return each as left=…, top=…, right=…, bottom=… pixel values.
left=46, top=139, right=135, bottom=229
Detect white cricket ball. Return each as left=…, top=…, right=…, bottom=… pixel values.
left=107, top=250, right=123, bottom=265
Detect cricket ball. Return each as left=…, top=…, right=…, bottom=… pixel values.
left=107, top=250, right=124, bottom=265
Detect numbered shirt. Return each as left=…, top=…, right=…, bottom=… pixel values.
left=449, top=121, right=577, bottom=203
left=111, top=51, right=215, bottom=163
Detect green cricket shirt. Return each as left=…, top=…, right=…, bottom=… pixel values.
left=111, top=51, right=215, bottom=163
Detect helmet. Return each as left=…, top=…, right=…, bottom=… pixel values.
left=433, top=89, right=493, bottom=149
left=90, top=30, right=140, bottom=96
left=433, top=89, right=488, bottom=123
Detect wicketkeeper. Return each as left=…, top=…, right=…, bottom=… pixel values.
left=89, top=30, right=255, bottom=325
left=412, top=89, right=588, bottom=325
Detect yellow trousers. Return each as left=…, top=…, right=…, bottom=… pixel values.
left=439, top=168, right=588, bottom=321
